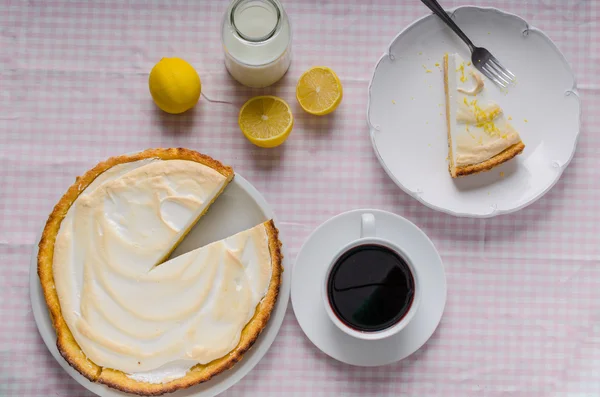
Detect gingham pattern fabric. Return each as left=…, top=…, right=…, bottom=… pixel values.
left=1, top=0, right=599, bottom=396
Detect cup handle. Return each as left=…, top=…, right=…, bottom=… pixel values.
left=360, top=213, right=376, bottom=238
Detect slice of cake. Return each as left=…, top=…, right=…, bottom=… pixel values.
left=443, top=53, right=525, bottom=178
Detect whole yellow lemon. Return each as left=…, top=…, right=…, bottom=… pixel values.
left=149, top=58, right=201, bottom=114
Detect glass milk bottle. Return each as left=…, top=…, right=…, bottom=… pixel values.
left=221, top=0, right=292, bottom=88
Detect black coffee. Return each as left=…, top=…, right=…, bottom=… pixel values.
left=327, top=244, right=415, bottom=332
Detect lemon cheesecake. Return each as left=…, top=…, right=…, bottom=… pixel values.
left=38, top=148, right=283, bottom=395
left=444, top=53, right=525, bottom=177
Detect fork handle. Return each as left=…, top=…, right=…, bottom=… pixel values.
left=421, top=0, right=475, bottom=51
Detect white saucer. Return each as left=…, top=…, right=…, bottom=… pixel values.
left=291, top=209, right=446, bottom=366
left=367, top=6, right=581, bottom=217
left=30, top=173, right=290, bottom=397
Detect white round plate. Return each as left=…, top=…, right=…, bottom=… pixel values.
left=367, top=6, right=581, bottom=217
left=30, top=174, right=290, bottom=397
left=291, top=209, right=446, bottom=366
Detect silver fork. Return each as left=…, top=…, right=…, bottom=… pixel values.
left=421, top=0, right=515, bottom=87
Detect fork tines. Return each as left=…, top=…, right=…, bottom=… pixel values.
left=479, top=56, right=515, bottom=88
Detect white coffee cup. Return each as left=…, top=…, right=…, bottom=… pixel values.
left=322, top=213, right=421, bottom=341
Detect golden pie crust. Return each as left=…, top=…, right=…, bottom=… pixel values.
left=452, top=142, right=525, bottom=177
left=37, top=148, right=283, bottom=395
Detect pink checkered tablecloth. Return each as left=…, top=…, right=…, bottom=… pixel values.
left=1, top=0, right=599, bottom=396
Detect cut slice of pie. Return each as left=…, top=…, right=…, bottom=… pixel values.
left=38, top=148, right=283, bottom=396
left=443, top=53, right=525, bottom=178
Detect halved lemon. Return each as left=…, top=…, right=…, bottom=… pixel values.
left=238, top=96, right=294, bottom=148
left=296, top=66, right=343, bottom=115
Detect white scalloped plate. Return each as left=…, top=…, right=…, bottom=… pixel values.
left=367, top=6, right=581, bottom=217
